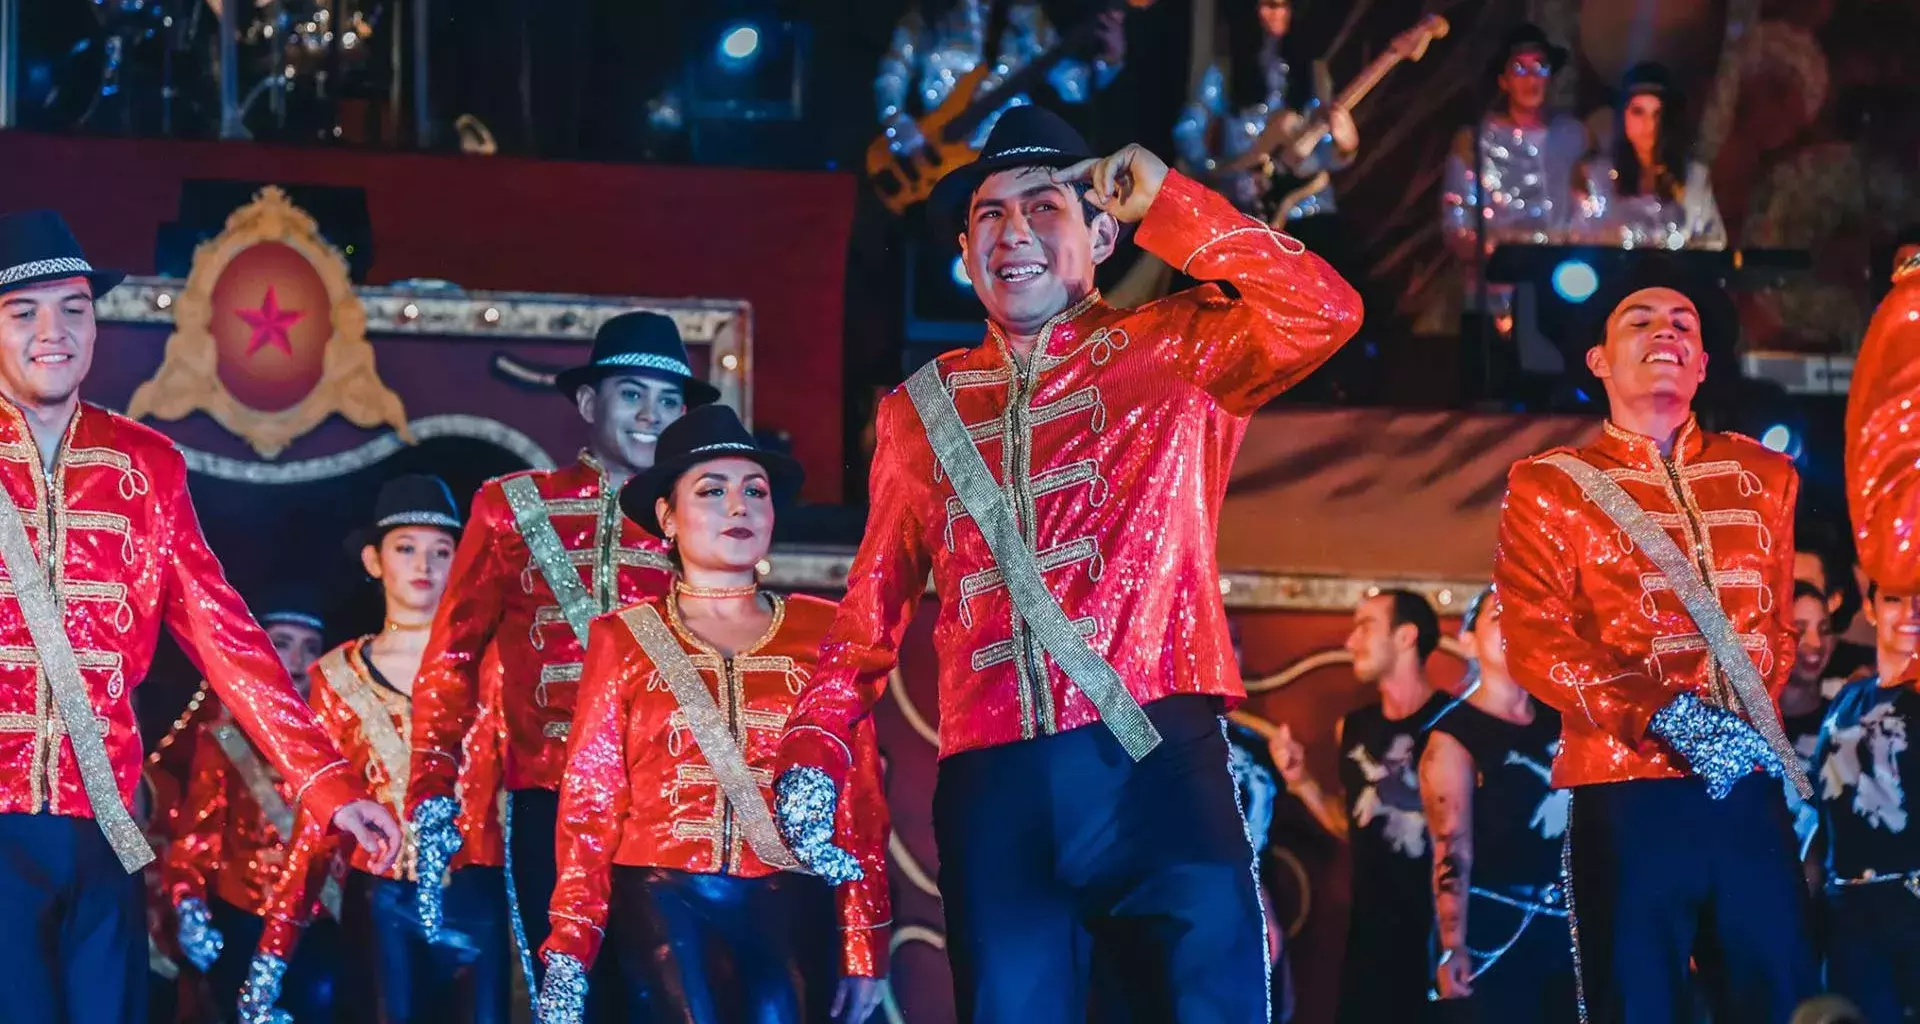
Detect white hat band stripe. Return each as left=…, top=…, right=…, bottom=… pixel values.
left=376, top=511, right=463, bottom=530
left=595, top=353, right=694, bottom=377
left=993, top=146, right=1064, bottom=157
left=686, top=442, right=758, bottom=455
left=0, top=257, right=93, bottom=288
left=261, top=612, right=327, bottom=632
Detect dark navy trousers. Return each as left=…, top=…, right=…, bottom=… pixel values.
left=932, top=695, right=1269, bottom=1024
left=1565, top=775, right=1817, bottom=1024
left=0, top=813, right=147, bottom=1024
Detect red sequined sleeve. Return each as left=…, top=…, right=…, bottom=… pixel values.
left=157, top=448, right=360, bottom=826
left=542, top=615, right=636, bottom=969
left=780, top=399, right=933, bottom=789
left=161, top=722, right=226, bottom=908
left=1848, top=274, right=1920, bottom=595
left=408, top=482, right=512, bottom=815
left=255, top=802, right=340, bottom=960
left=835, top=715, right=892, bottom=978
left=1765, top=468, right=1800, bottom=700
left=1494, top=459, right=1672, bottom=743
left=1132, top=170, right=1363, bottom=416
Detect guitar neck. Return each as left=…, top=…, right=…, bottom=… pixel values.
left=1328, top=48, right=1406, bottom=113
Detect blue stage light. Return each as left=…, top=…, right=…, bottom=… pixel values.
left=950, top=255, right=972, bottom=289
left=1760, top=424, right=1796, bottom=455
left=1552, top=259, right=1599, bottom=303
left=719, top=24, right=762, bottom=65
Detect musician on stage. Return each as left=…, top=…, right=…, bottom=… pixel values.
left=1571, top=62, right=1726, bottom=251
left=771, top=104, right=1360, bottom=1020
left=242, top=476, right=511, bottom=1024
left=1172, top=0, right=1355, bottom=229
left=533, top=405, right=889, bottom=1024
left=0, top=209, right=397, bottom=1024
left=1493, top=262, right=1818, bottom=1020
left=404, top=311, right=707, bottom=994
left=875, top=0, right=1125, bottom=157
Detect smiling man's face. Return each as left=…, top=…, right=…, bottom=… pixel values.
left=959, top=166, right=1116, bottom=340
left=0, top=276, right=95, bottom=414
left=1586, top=286, right=1708, bottom=408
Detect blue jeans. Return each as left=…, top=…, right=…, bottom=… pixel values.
left=342, top=865, right=511, bottom=1024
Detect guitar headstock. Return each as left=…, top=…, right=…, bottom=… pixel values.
left=1392, top=14, right=1450, bottom=62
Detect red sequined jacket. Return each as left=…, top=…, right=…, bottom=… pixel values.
left=1847, top=257, right=1920, bottom=594
left=258, top=638, right=506, bottom=958
left=1494, top=418, right=1798, bottom=788
left=407, top=454, right=673, bottom=811
left=775, top=170, right=1361, bottom=780
left=162, top=716, right=326, bottom=922
left=545, top=594, right=890, bottom=978
left=0, top=402, right=359, bottom=826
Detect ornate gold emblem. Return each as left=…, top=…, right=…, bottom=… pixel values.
left=127, top=187, right=411, bottom=458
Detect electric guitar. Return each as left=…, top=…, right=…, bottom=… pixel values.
left=865, top=0, right=1155, bottom=215
left=1227, top=14, right=1449, bottom=224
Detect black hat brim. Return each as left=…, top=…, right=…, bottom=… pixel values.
left=0, top=268, right=125, bottom=302
left=928, top=149, right=1087, bottom=235
left=554, top=363, right=723, bottom=407
left=619, top=448, right=805, bottom=539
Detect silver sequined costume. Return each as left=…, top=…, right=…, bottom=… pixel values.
left=1441, top=114, right=1589, bottom=252
left=1571, top=156, right=1727, bottom=251
left=875, top=0, right=1118, bottom=149
left=1172, top=41, right=1350, bottom=219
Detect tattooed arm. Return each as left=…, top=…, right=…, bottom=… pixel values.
left=1271, top=721, right=1350, bottom=842
left=1420, top=730, right=1477, bottom=999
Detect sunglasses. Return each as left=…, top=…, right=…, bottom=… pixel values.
left=1507, top=60, right=1553, bottom=79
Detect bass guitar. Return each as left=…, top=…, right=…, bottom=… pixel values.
left=865, top=0, right=1154, bottom=215
left=1228, top=14, right=1449, bottom=224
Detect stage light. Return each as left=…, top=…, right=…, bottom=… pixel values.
left=1552, top=259, right=1599, bottom=302
left=950, top=255, right=972, bottom=289
left=1760, top=423, right=1797, bottom=456
left=719, top=24, right=762, bottom=65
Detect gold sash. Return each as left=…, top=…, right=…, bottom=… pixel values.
left=501, top=476, right=596, bottom=647
left=209, top=720, right=343, bottom=917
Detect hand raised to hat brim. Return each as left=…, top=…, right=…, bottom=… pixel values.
left=1050, top=144, right=1168, bottom=225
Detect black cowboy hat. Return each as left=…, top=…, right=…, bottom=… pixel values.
left=344, top=474, right=464, bottom=556
left=619, top=403, right=803, bottom=538
left=554, top=311, right=721, bottom=407
left=1571, top=255, right=1738, bottom=369
left=928, top=104, right=1095, bottom=234
left=254, top=581, right=331, bottom=635
left=0, top=210, right=125, bottom=300
left=1487, top=23, right=1570, bottom=81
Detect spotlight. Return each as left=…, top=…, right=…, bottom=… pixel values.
left=1551, top=259, right=1599, bottom=303
left=718, top=24, right=761, bottom=65
left=950, top=255, right=972, bottom=289
left=1760, top=423, right=1799, bottom=458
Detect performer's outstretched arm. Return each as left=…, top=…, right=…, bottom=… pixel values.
left=1272, top=721, right=1349, bottom=841
left=1494, top=461, right=1671, bottom=743
left=779, top=403, right=934, bottom=789
left=157, top=448, right=361, bottom=827
left=1848, top=270, right=1920, bottom=594
left=834, top=715, right=893, bottom=980
left=407, top=482, right=512, bottom=815
left=1420, top=732, right=1477, bottom=1000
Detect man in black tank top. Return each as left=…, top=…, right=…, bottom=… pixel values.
left=1272, top=589, right=1450, bottom=1023
left=1421, top=587, right=1576, bottom=1023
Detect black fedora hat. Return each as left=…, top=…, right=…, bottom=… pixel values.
left=345, top=474, right=464, bottom=556
left=0, top=210, right=125, bottom=299
left=554, top=311, right=721, bottom=407
left=1488, top=23, right=1570, bottom=81
left=1612, top=61, right=1682, bottom=106
left=619, top=404, right=803, bottom=538
left=928, top=104, right=1094, bottom=233
left=255, top=581, right=331, bottom=635
left=1570, top=255, right=1736, bottom=368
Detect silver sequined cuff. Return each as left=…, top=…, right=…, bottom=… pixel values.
left=411, top=796, right=463, bottom=935
left=774, top=766, right=865, bottom=886
left=535, top=951, right=589, bottom=1024
left=175, top=896, right=224, bottom=972
left=1649, top=692, right=1783, bottom=800
left=237, top=953, right=289, bottom=1024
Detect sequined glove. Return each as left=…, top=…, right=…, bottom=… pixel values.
left=535, top=951, right=589, bottom=1024
left=410, top=796, right=463, bottom=937
left=174, top=896, right=224, bottom=972
left=1649, top=692, right=1784, bottom=800
left=237, top=953, right=293, bottom=1024
left=774, top=766, right=865, bottom=885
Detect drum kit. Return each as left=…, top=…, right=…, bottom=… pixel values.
left=18, top=0, right=388, bottom=140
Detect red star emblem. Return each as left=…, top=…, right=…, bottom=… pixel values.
left=235, top=286, right=305, bottom=357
